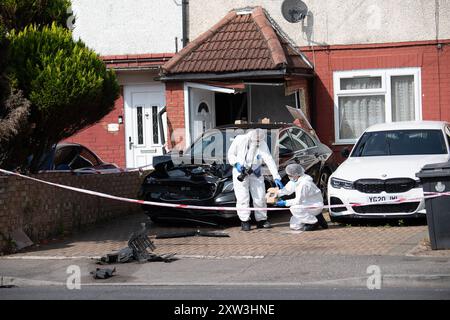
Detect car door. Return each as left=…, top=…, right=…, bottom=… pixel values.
left=289, top=127, right=321, bottom=181
left=277, top=129, right=297, bottom=177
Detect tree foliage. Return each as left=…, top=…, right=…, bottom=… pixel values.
left=0, top=0, right=71, bottom=32
left=5, top=24, right=119, bottom=170
left=0, top=18, right=31, bottom=168
left=0, top=1, right=120, bottom=171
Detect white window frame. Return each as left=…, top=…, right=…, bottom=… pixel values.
left=333, top=67, right=422, bottom=145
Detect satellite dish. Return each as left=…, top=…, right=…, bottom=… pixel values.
left=281, top=0, right=308, bottom=23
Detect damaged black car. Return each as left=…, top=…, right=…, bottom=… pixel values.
left=139, top=123, right=337, bottom=225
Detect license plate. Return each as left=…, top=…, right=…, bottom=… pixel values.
left=367, top=195, right=399, bottom=204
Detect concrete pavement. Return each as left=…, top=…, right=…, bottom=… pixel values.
left=1, top=212, right=449, bottom=299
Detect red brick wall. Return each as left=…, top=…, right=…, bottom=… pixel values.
left=0, top=171, right=148, bottom=253
left=165, top=82, right=186, bottom=150
left=65, top=86, right=126, bottom=168
left=301, top=40, right=450, bottom=163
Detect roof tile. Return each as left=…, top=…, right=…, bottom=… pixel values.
left=162, top=6, right=311, bottom=74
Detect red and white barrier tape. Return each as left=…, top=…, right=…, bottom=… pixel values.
left=1, top=168, right=449, bottom=212
left=123, top=164, right=154, bottom=172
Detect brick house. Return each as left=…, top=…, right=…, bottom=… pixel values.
left=161, top=7, right=314, bottom=151
left=69, top=0, right=450, bottom=167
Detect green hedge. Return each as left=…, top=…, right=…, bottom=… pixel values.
left=0, top=0, right=71, bottom=32
left=7, top=23, right=119, bottom=170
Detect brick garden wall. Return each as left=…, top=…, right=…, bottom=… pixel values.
left=0, top=171, right=147, bottom=253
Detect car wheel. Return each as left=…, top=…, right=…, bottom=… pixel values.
left=319, top=169, right=330, bottom=204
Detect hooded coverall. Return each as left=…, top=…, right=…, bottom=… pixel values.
left=278, top=174, right=324, bottom=230
left=227, top=131, right=281, bottom=222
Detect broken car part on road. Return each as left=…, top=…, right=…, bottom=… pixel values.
left=98, top=223, right=178, bottom=264
left=91, top=267, right=116, bottom=279
left=155, top=229, right=230, bottom=239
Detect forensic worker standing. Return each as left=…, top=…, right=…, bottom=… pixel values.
left=228, top=129, right=284, bottom=231
left=275, top=164, right=328, bottom=231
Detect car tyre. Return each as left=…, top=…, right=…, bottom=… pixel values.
left=318, top=169, right=330, bottom=204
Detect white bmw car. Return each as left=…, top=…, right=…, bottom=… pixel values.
left=328, top=121, right=450, bottom=221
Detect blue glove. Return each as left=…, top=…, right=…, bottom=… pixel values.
left=276, top=200, right=287, bottom=207
left=235, top=163, right=244, bottom=173
left=274, top=179, right=284, bottom=189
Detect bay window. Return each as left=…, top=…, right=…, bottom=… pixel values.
left=333, top=68, right=422, bottom=144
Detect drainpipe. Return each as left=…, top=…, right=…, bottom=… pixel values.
left=182, top=0, right=189, bottom=47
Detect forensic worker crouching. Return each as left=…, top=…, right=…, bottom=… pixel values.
left=227, top=129, right=284, bottom=231
left=275, top=164, right=328, bottom=231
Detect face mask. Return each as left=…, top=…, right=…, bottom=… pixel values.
left=288, top=176, right=299, bottom=183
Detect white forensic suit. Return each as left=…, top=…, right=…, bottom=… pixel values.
left=227, top=132, right=281, bottom=222
left=278, top=174, right=324, bottom=230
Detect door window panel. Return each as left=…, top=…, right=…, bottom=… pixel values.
left=136, top=106, right=144, bottom=145
left=152, top=106, right=159, bottom=144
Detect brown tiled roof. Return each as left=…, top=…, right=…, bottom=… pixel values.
left=162, top=7, right=311, bottom=75
left=102, top=53, right=174, bottom=70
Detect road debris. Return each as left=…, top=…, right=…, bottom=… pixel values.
left=91, top=267, right=116, bottom=279
left=9, top=229, right=34, bottom=251
left=98, top=223, right=178, bottom=264
left=0, top=276, right=17, bottom=289
left=155, top=229, right=230, bottom=239
left=102, top=247, right=134, bottom=264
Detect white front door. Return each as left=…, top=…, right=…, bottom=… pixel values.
left=124, top=84, right=165, bottom=168
left=189, top=87, right=215, bottom=142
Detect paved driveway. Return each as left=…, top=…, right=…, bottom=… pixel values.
left=5, top=212, right=446, bottom=259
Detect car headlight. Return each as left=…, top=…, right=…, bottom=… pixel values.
left=222, top=181, right=234, bottom=193
left=330, top=177, right=354, bottom=190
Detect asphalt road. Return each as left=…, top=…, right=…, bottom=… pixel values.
left=2, top=254, right=450, bottom=285
left=1, top=285, right=450, bottom=300
left=1, top=253, right=450, bottom=301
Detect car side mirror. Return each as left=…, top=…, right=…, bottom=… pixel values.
left=341, top=148, right=350, bottom=159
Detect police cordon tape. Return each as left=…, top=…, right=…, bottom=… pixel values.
left=1, top=168, right=449, bottom=212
